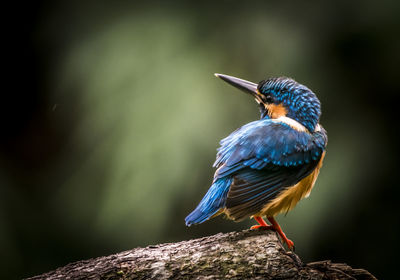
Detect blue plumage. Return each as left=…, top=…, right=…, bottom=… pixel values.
left=214, top=120, right=326, bottom=173
left=185, top=74, right=327, bottom=233
left=185, top=178, right=232, bottom=225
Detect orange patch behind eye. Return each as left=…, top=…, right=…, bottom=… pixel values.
left=266, top=103, right=287, bottom=118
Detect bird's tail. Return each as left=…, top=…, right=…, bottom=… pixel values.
left=185, top=178, right=232, bottom=226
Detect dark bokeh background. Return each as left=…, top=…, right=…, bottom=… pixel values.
left=2, top=1, right=399, bottom=279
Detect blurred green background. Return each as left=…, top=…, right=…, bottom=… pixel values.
left=2, top=1, right=399, bottom=279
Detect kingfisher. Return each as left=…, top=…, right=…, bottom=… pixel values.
left=185, top=73, right=327, bottom=250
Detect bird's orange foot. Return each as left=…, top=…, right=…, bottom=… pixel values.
left=281, top=236, right=295, bottom=250
left=250, top=224, right=273, bottom=230
left=250, top=216, right=273, bottom=230
left=267, top=216, right=295, bottom=251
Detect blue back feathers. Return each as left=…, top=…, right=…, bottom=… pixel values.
left=213, top=120, right=327, bottom=220
left=214, top=120, right=327, bottom=179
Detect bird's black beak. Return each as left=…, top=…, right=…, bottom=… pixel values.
left=214, top=73, right=263, bottom=103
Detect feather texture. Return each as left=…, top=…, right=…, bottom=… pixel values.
left=185, top=178, right=232, bottom=226
left=186, top=118, right=327, bottom=224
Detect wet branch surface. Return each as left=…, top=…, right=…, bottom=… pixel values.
left=26, top=229, right=376, bottom=280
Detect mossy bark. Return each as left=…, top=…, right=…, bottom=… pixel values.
left=26, top=229, right=376, bottom=280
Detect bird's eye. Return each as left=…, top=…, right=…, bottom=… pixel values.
left=264, top=95, right=274, bottom=103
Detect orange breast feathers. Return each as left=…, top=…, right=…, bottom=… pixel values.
left=257, top=151, right=326, bottom=217
left=265, top=103, right=288, bottom=119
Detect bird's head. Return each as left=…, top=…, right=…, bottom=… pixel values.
left=215, top=73, right=321, bottom=132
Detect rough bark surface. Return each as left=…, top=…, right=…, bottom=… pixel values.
left=27, top=229, right=376, bottom=280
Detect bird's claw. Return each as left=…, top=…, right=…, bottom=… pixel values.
left=283, top=238, right=295, bottom=251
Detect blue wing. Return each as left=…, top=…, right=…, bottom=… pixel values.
left=185, top=119, right=327, bottom=225
left=213, top=119, right=327, bottom=220
left=214, top=119, right=326, bottom=177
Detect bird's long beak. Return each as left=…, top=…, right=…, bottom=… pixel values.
left=214, top=73, right=262, bottom=103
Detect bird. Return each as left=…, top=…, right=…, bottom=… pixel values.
left=185, top=73, right=327, bottom=250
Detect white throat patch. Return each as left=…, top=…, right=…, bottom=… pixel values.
left=273, top=116, right=308, bottom=132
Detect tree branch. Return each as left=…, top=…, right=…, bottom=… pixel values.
left=26, top=229, right=376, bottom=280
